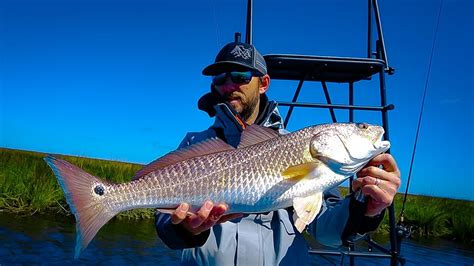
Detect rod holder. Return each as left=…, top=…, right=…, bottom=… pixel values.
left=235, top=32, right=241, bottom=42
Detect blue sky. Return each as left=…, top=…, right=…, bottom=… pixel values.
left=1, top=0, right=473, bottom=201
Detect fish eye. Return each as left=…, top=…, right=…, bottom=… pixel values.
left=357, top=123, right=369, bottom=130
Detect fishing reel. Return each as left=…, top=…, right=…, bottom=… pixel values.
left=396, top=217, right=412, bottom=240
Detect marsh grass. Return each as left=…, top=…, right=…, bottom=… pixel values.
left=336, top=188, right=474, bottom=242
left=398, top=195, right=449, bottom=238
left=0, top=148, right=154, bottom=219
left=1, top=148, right=473, bottom=242
left=370, top=194, right=474, bottom=243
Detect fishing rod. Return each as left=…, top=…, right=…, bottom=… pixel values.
left=398, top=0, right=444, bottom=226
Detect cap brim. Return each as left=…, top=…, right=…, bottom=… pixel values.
left=202, top=61, right=258, bottom=76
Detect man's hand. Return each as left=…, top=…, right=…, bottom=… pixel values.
left=170, top=201, right=243, bottom=235
left=352, top=153, right=401, bottom=217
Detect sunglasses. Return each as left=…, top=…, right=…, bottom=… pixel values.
left=212, top=71, right=257, bottom=86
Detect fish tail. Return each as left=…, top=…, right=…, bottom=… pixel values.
left=44, top=155, right=118, bottom=259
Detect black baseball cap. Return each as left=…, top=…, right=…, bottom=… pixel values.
left=202, top=42, right=267, bottom=76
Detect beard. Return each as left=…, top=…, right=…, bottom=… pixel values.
left=221, top=80, right=262, bottom=122
left=235, top=93, right=259, bottom=122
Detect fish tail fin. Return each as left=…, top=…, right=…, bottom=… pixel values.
left=44, top=155, right=118, bottom=259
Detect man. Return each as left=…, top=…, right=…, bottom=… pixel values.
left=154, top=41, right=401, bottom=265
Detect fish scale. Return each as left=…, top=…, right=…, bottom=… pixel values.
left=44, top=122, right=390, bottom=258
left=119, top=128, right=309, bottom=212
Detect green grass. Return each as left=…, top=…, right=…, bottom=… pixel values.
left=0, top=148, right=154, bottom=219
left=365, top=193, right=473, bottom=243
left=1, top=148, right=473, bottom=242
left=337, top=187, right=474, bottom=243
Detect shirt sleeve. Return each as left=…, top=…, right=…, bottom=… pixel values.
left=308, top=188, right=385, bottom=247
left=155, top=212, right=210, bottom=249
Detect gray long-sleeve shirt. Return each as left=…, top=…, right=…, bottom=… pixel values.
left=153, top=100, right=383, bottom=265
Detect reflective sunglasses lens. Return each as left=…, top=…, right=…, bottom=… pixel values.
left=230, top=71, right=252, bottom=84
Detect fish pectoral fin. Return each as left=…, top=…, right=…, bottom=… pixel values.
left=282, top=162, right=319, bottom=181
left=292, top=193, right=323, bottom=233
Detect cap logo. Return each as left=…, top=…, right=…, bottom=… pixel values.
left=230, top=45, right=252, bottom=60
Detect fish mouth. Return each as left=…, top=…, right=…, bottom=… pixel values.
left=373, top=136, right=391, bottom=151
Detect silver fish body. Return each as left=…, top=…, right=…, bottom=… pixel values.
left=110, top=128, right=339, bottom=213
left=45, top=122, right=390, bottom=258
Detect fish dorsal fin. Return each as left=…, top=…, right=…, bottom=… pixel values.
left=132, top=138, right=234, bottom=180
left=292, top=193, right=323, bottom=233
left=237, top=124, right=281, bottom=149
left=282, top=162, right=320, bottom=182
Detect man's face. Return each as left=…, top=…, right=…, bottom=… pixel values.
left=213, top=72, right=262, bottom=121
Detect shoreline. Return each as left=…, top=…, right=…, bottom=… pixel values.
left=1, top=147, right=473, bottom=243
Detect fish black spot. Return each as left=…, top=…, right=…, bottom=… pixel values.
left=94, top=185, right=105, bottom=196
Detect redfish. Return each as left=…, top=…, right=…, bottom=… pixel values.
left=45, top=123, right=390, bottom=258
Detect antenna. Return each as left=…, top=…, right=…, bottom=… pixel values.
left=245, top=0, right=253, bottom=44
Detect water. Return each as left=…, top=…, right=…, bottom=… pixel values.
left=0, top=213, right=472, bottom=265
left=0, top=213, right=180, bottom=264
left=310, top=236, right=474, bottom=266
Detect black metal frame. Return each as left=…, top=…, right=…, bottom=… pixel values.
left=244, top=0, right=403, bottom=265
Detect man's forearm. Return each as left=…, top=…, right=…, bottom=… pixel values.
left=306, top=188, right=385, bottom=247
left=340, top=194, right=385, bottom=245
